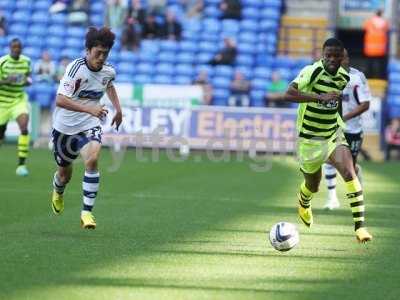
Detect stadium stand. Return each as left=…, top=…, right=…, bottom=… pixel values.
left=0, top=0, right=313, bottom=107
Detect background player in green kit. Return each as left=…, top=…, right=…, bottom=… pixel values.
left=283, top=38, right=372, bottom=243
left=0, top=38, right=32, bottom=176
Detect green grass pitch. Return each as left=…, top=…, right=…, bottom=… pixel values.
left=1, top=145, right=399, bottom=300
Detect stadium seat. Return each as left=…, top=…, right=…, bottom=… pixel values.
left=175, top=64, right=194, bottom=76
left=156, top=63, right=174, bottom=76
left=260, top=19, right=278, bottom=30
left=138, top=51, right=156, bottom=63
left=389, top=72, right=400, bottom=83
left=204, top=5, right=221, bottom=18
left=15, top=0, right=33, bottom=11
left=61, top=48, right=81, bottom=59
left=9, top=24, right=28, bottom=36
left=238, top=32, right=258, bottom=44
left=67, top=27, right=86, bottom=38
left=240, top=20, right=258, bottom=32
left=49, top=13, right=67, bottom=25
left=184, top=19, right=201, bottom=32
left=198, top=41, right=215, bottom=53
left=242, top=8, right=260, bottom=20
left=90, top=1, right=104, bottom=15
left=250, top=90, right=266, bottom=107
left=46, top=37, right=64, bottom=49
left=221, top=19, right=240, bottom=34
left=0, top=1, right=15, bottom=11
left=23, top=47, right=41, bottom=60
left=117, top=62, right=135, bottom=75
left=176, top=52, right=195, bottom=64
left=254, top=67, right=272, bottom=79
left=12, top=11, right=31, bottom=23
left=34, top=83, right=55, bottom=108
left=197, top=52, right=213, bottom=64
left=133, top=74, right=152, bottom=84
left=26, top=36, right=44, bottom=49
left=238, top=43, right=257, bottom=55
left=261, top=8, right=280, bottom=20
left=31, top=12, right=49, bottom=24
left=141, top=40, right=160, bottom=54
left=174, top=75, right=192, bottom=85
left=272, top=56, right=296, bottom=69
left=28, top=24, right=47, bottom=37
left=119, top=50, right=138, bottom=63
left=158, top=52, right=176, bottom=63
left=154, top=75, right=172, bottom=84
left=195, top=65, right=214, bottom=77
left=236, top=55, right=255, bottom=67
left=214, top=65, right=233, bottom=78
left=202, top=18, right=221, bottom=33
left=136, top=63, right=154, bottom=75
left=116, top=74, right=133, bottom=83
left=65, top=38, right=83, bottom=49
left=235, top=66, right=253, bottom=79
left=179, top=41, right=197, bottom=53
left=213, top=77, right=231, bottom=89
left=34, top=0, right=52, bottom=11
left=160, top=40, right=179, bottom=52
left=252, top=78, right=268, bottom=90
left=48, top=25, right=65, bottom=37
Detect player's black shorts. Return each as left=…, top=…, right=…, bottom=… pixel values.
left=344, top=131, right=363, bottom=162
left=52, top=126, right=102, bottom=167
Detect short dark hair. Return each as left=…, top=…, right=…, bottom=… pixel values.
left=85, top=27, right=115, bottom=50
left=323, top=38, right=344, bottom=50
left=10, top=38, right=21, bottom=46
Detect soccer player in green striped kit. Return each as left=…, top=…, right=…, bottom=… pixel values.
left=0, top=38, right=32, bottom=176
left=284, top=38, right=372, bottom=243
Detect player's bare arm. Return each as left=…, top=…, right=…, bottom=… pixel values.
left=106, top=82, right=122, bottom=130
left=284, top=82, right=342, bottom=103
left=55, top=94, right=108, bottom=119
left=343, top=101, right=369, bottom=121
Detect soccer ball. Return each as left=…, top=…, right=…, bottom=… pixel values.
left=269, top=222, right=299, bottom=252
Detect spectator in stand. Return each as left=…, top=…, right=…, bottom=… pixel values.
left=220, top=0, right=242, bottom=20
left=363, top=9, right=389, bottom=79
left=0, top=10, right=7, bottom=36
left=181, top=0, right=204, bottom=19
left=265, top=71, right=290, bottom=107
left=126, top=0, right=146, bottom=25
left=193, top=70, right=213, bottom=105
left=142, top=14, right=161, bottom=39
left=49, top=0, right=71, bottom=14
left=384, top=117, right=400, bottom=160
left=121, top=17, right=141, bottom=51
left=228, top=71, right=250, bottom=107
left=55, top=56, right=70, bottom=82
left=67, top=0, right=89, bottom=26
left=105, top=0, right=127, bottom=29
left=161, top=11, right=182, bottom=41
left=148, top=0, right=166, bottom=15
left=209, top=38, right=237, bottom=66
left=34, top=51, right=56, bottom=83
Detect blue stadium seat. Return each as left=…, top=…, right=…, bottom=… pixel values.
left=47, top=48, right=62, bottom=61
left=238, top=43, right=257, bottom=55
left=174, top=75, right=192, bottom=85
left=116, top=74, right=133, bottom=83
left=160, top=40, right=179, bottom=52
left=9, top=24, right=28, bottom=36
left=28, top=24, right=47, bottom=37
left=0, top=0, right=15, bottom=11
left=133, top=74, right=152, bottom=84
left=91, top=1, right=104, bottom=14
left=34, top=0, right=52, bottom=11
left=242, top=0, right=262, bottom=7
left=389, top=72, right=400, bottom=83
left=221, top=19, right=240, bottom=34
left=12, top=11, right=31, bottom=23
left=61, top=48, right=81, bottom=59
left=176, top=52, right=195, bottom=64
left=108, top=51, right=120, bottom=62
left=179, top=41, right=197, bottom=53
left=23, top=47, right=41, bottom=59
left=202, top=18, right=221, bottom=33
left=260, top=19, right=278, bottom=30
left=195, top=65, right=214, bottom=77
left=388, top=60, right=400, bottom=72
left=236, top=55, right=254, bottom=67
left=136, top=63, right=154, bottom=75
left=272, top=56, right=296, bottom=69
left=214, top=65, right=233, bottom=78
left=389, top=104, right=400, bottom=118
left=46, top=36, right=64, bottom=49
left=184, top=19, right=201, bottom=32
left=158, top=51, right=176, bottom=63
left=213, top=77, right=230, bottom=89
left=65, top=38, right=83, bottom=49
left=235, top=67, right=253, bottom=79
left=34, top=83, right=55, bottom=108
left=141, top=40, right=160, bottom=54
left=212, top=90, right=230, bottom=106
left=119, top=50, right=138, bottom=62
left=156, top=63, right=174, bottom=75
left=261, top=8, right=281, bottom=20
left=117, top=62, right=135, bottom=75
left=15, top=0, right=33, bottom=11
left=265, top=0, right=282, bottom=9
left=200, top=32, right=220, bottom=43
left=198, top=41, right=215, bottom=53
left=250, top=90, right=266, bottom=107
left=274, top=68, right=292, bottom=81
left=26, top=36, right=44, bottom=49
left=91, top=14, right=104, bottom=26
left=252, top=78, right=268, bottom=90
left=50, top=13, right=67, bottom=25
left=238, top=32, right=258, bottom=44
left=31, top=12, right=49, bottom=24
left=154, top=75, right=172, bottom=84
left=205, top=0, right=221, bottom=4
left=254, top=67, right=272, bottom=79
left=256, top=55, right=275, bottom=66
left=240, top=20, right=259, bottom=32
left=204, top=5, right=221, bottom=18
left=242, top=8, right=260, bottom=20
left=175, top=64, right=194, bottom=76
left=197, top=52, right=212, bottom=64
left=67, top=27, right=86, bottom=38
left=138, top=51, right=156, bottom=63
left=48, top=25, right=65, bottom=37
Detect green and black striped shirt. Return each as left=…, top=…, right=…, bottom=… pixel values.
left=0, top=54, right=31, bottom=106
left=292, top=60, right=350, bottom=140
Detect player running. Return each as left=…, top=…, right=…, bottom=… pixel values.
left=283, top=38, right=372, bottom=243
left=51, top=27, right=122, bottom=229
left=0, top=38, right=32, bottom=176
left=323, top=49, right=371, bottom=210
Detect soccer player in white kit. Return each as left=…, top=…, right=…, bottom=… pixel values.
left=50, top=27, right=122, bottom=229
left=323, top=49, right=371, bottom=210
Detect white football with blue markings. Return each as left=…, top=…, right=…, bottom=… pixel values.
left=269, top=222, right=299, bottom=252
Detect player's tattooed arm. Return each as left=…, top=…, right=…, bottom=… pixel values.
left=55, top=94, right=108, bottom=119
left=283, top=82, right=341, bottom=103
left=106, top=83, right=122, bottom=130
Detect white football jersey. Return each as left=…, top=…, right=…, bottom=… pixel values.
left=53, top=58, right=116, bottom=135
left=342, top=67, right=372, bottom=134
